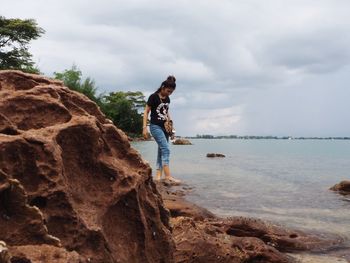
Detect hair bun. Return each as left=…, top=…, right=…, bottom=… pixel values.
left=158, top=75, right=176, bottom=90
left=167, top=75, right=176, bottom=82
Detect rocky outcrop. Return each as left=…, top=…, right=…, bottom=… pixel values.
left=156, top=181, right=215, bottom=220
left=172, top=217, right=293, bottom=263
left=330, top=181, right=350, bottom=195
left=0, top=169, right=60, bottom=246
left=156, top=181, right=342, bottom=263
left=172, top=138, right=192, bottom=145
left=0, top=70, right=174, bottom=263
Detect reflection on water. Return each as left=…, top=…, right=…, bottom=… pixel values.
left=132, top=139, right=350, bottom=257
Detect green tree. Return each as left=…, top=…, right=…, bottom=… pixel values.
left=54, top=65, right=146, bottom=136
left=101, top=91, right=146, bottom=136
left=0, top=16, right=44, bottom=73
left=53, top=65, right=99, bottom=103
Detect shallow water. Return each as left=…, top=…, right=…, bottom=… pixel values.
left=288, top=253, right=348, bottom=263
left=132, top=139, right=350, bottom=259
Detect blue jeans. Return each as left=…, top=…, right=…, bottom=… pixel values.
left=150, top=123, right=169, bottom=170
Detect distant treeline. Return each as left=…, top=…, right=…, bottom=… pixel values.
left=190, top=135, right=350, bottom=140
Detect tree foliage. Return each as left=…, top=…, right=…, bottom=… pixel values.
left=53, top=65, right=146, bottom=136
left=100, top=91, right=146, bottom=136
left=53, top=65, right=99, bottom=103
left=0, top=16, right=44, bottom=73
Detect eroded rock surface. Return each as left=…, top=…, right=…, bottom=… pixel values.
left=172, top=217, right=294, bottom=263
left=0, top=70, right=174, bottom=263
left=156, top=181, right=343, bottom=263
left=156, top=181, right=215, bottom=220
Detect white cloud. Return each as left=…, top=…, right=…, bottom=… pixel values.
left=176, top=105, right=244, bottom=135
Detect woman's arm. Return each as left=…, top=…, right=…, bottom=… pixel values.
left=143, top=105, right=151, bottom=126
left=167, top=110, right=175, bottom=139
left=167, top=110, right=171, bottom=120
left=143, top=105, right=151, bottom=138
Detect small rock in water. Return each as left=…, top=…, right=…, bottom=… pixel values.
left=172, top=138, right=192, bottom=145
left=330, top=180, right=350, bottom=195
left=206, top=153, right=226, bottom=158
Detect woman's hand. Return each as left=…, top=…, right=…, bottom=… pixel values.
left=143, top=127, right=149, bottom=139
left=143, top=106, right=151, bottom=139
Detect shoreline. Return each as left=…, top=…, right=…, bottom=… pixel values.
left=155, top=179, right=350, bottom=263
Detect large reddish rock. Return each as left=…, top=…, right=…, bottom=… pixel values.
left=172, top=217, right=294, bottom=263
left=0, top=70, right=175, bottom=263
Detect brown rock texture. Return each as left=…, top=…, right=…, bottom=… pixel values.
left=156, top=182, right=343, bottom=263
left=9, top=244, right=84, bottom=263
left=172, top=139, right=192, bottom=145
left=330, top=180, right=350, bottom=195
left=0, top=70, right=175, bottom=263
left=172, top=217, right=293, bottom=263
left=156, top=181, right=215, bottom=220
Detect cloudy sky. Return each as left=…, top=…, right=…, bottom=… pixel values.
left=3, top=0, right=350, bottom=136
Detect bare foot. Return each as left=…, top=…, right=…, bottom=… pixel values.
left=155, top=169, right=162, bottom=181
left=154, top=175, right=161, bottom=181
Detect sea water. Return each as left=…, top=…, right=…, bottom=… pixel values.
left=132, top=139, right=350, bottom=260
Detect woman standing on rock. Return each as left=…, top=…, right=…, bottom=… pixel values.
left=143, top=76, right=181, bottom=183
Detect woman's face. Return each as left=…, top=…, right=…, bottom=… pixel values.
left=160, top=87, right=174, bottom=97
